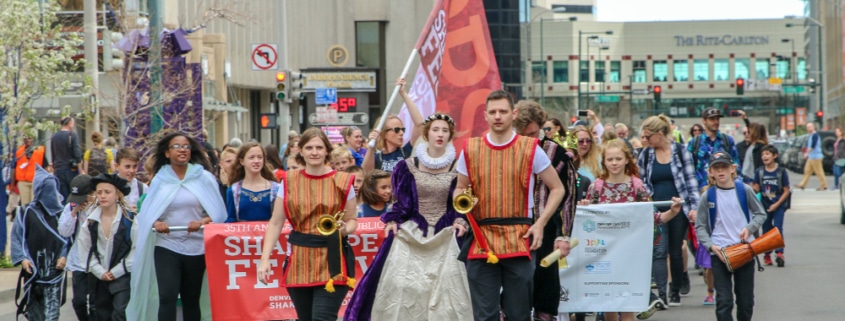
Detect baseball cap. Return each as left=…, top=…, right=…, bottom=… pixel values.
left=67, top=175, right=93, bottom=205
left=709, top=151, right=733, bottom=167
left=702, top=107, right=723, bottom=118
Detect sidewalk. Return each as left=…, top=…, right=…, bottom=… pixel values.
left=0, top=268, right=19, bottom=304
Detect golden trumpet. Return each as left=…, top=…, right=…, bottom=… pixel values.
left=454, top=185, right=477, bottom=215
left=317, top=212, right=346, bottom=236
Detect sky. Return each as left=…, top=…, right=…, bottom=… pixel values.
left=596, top=0, right=806, bottom=22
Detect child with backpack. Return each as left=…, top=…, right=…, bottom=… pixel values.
left=579, top=140, right=682, bottom=321
left=751, top=145, right=790, bottom=267
left=75, top=172, right=137, bottom=321
left=694, top=152, right=766, bottom=321
left=225, top=142, right=280, bottom=222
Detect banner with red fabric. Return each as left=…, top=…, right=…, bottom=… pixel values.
left=203, top=218, right=386, bottom=321
left=398, top=0, right=502, bottom=149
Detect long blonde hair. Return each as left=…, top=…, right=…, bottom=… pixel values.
left=374, top=114, right=403, bottom=152
left=572, top=125, right=602, bottom=178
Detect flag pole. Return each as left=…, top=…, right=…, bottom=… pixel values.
left=368, top=49, right=418, bottom=148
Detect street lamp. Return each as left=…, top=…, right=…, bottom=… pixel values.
left=525, top=7, right=568, bottom=104
left=786, top=15, right=823, bottom=116
left=578, top=30, right=613, bottom=111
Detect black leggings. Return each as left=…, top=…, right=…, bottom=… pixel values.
left=666, top=213, right=689, bottom=294
left=287, top=285, right=348, bottom=321
left=154, top=247, right=207, bottom=321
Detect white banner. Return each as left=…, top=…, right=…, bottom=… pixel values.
left=558, top=202, right=654, bottom=313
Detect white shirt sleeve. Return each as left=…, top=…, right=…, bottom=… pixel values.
left=58, top=204, right=77, bottom=237
left=456, top=151, right=468, bottom=176
left=533, top=145, right=552, bottom=174
left=275, top=180, right=356, bottom=201
left=76, top=221, right=106, bottom=279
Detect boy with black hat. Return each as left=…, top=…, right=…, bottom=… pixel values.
left=695, top=152, right=766, bottom=321
left=58, top=174, right=96, bottom=321
left=76, top=173, right=137, bottom=321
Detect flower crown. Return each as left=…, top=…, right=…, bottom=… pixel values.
left=552, top=131, right=578, bottom=150
left=423, top=113, right=456, bottom=126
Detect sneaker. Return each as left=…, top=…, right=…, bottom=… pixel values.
left=669, top=292, right=682, bottom=307
left=776, top=253, right=785, bottom=267
left=658, top=293, right=668, bottom=310
left=763, top=254, right=773, bottom=266
left=636, top=299, right=660, bottom=320
left=680, top=272, right=691, bottom=295
left=651, top=281, right=657, bottom=289
left=703, top=295, right=715, bottom=305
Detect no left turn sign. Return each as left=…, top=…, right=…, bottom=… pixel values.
left=251, top=43, right=278, bottom=71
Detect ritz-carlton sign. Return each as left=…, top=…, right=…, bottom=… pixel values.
left=674, top=35, right=769, bottom=46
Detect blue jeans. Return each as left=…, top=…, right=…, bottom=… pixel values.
left=762, top=202, right=786, bottom=254
left=54, top=168, right=78, bottom=204
left=834, top=164, right=843, bottom=189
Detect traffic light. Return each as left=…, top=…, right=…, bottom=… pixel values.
left=809, top=78, right=817, bottom=93
left=289, top=71, right=304, bottom=100
left=816, top=110, right=824, bottom=122
left=736, top=78, right=744, bottom=95
left=653, top=86, right=661, bottom=103
left=276, top=71, right=288, bottom=101
left=260, top=113, right=278, bottom=129
left=570, top=116, right=578, bottom=125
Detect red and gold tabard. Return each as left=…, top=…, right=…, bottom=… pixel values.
left=282, top=170, right=353, bottom=287
left=464, top=134, right=537, bottom=260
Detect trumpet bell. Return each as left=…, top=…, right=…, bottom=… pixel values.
left=454, top=186, right=476, bottom=215
left=317, top=212, right=344, bottom=235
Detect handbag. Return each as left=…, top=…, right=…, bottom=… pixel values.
left=836, top=159, right=845, bottom=167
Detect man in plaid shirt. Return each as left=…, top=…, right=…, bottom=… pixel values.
left=688, top=107, right=740, bottom=189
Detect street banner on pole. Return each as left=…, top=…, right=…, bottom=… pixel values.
left=204, top=218, right=386, bottom=320
left=558, top=202, right=654, bottom=314
left=397, top=0, right=502, bottom=149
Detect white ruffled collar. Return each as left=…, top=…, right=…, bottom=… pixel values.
left=415, top=141, right=456, bottom=170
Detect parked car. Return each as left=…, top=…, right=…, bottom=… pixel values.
left=785, top=135, right=807, bottom=172
left=770, top=139, right=789, bottom=166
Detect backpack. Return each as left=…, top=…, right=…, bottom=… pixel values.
left=231, top=181, right=280, bottom=221
left=691, top=134, right=732, bottom=168
left=754, top=167, right=791, bottom=210
left=87, top=148, right=109, bottom=176
left=706, top=185, right=750, bottom=230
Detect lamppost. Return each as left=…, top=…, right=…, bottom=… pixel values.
left=781, top=38, right=798, bottom=114
left=525, top=7, right=568, bottom=105
left=578, top=30, right=613, bottom=111
left=786, top=16, right=823, bottom=116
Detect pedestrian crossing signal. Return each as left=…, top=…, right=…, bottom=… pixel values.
left=260, top=113, right=278, bottom=129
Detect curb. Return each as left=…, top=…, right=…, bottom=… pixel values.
left=0, top=287, right=14, bottom=304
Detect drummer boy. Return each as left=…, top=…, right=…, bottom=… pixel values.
left=694, top=152, right=766, bottom=321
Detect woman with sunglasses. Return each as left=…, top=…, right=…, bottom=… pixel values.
left=128, top=132, right=226, bottom=321
left=688, top=124, right=704, bottom=140
left=363, top=78, right=425, bottom=173
left=636, top=115, right=700, bottom=308
left=571, top=125, right=602, bottom=181
left=543, top=118, right=564, bottom=140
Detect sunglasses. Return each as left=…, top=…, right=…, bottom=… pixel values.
left=543, top=127, right=552, bottom=132
left=169, top=144, right=191, bottom=150
left=641, top=134, right=653, bottom=140
left=385, top=127, right=406, bottom=134
left=578, top=139, right=592, bottom=144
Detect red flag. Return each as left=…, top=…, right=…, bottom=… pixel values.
left=399, top=0, right=501, bottom=148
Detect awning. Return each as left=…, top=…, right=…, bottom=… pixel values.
left=203, top=98, right=248, bottom=113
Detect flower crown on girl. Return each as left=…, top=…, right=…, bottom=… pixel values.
left=422, top=113, right=455, bottom=126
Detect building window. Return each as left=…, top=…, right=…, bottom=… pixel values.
left=580, top=61, right=589, bottom=83
left=673, top=60, right=688, bottom=82
left=735, top=58, right=750, bottom=80
left=553, top=61, right=569, bottom=83
left=633, top=60, right=647, bottom=83
left=714, top=59, right=729, bottom=81
left=755, top=60, right=769, bottom=79
left=609, top=61, right=621, bottom=83
left=595, top=61, right=606, bottom=82
left=532, top=61, right=546, bottom=83
left=653, top=60, right=667, bottom=82
left=694, top=59, right=709, bottom=81
left=797, top=58, right=807, bottom=80
left=776, top=56, right=791, bottom=79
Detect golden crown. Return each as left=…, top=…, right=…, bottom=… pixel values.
left=552, top=131, right=578, bottom=150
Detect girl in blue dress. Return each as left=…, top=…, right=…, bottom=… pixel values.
left=225, top=142, right=281, bottom=222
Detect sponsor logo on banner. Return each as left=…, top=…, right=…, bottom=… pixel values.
left=204, top=218, right=386, bottom=321
left=583, top=219, right=597, bottom=232
left=597, top=221, right=631, bottom=230
left=585, top=261, right=612, bottom=274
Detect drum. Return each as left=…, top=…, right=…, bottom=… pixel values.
left=719, top=228, right=785, bottom=272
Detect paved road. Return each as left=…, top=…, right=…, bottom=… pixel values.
left=0, top=168, right=840, bottom=321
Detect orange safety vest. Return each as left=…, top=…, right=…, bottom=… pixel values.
left=464, top=135, right=537, bottom=260
left=282, top=170, right=353, bottom=287
left=15, top=145, right=45, bottom=183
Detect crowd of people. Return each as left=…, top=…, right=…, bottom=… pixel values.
left=2, top=80, right=806, bottom=321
